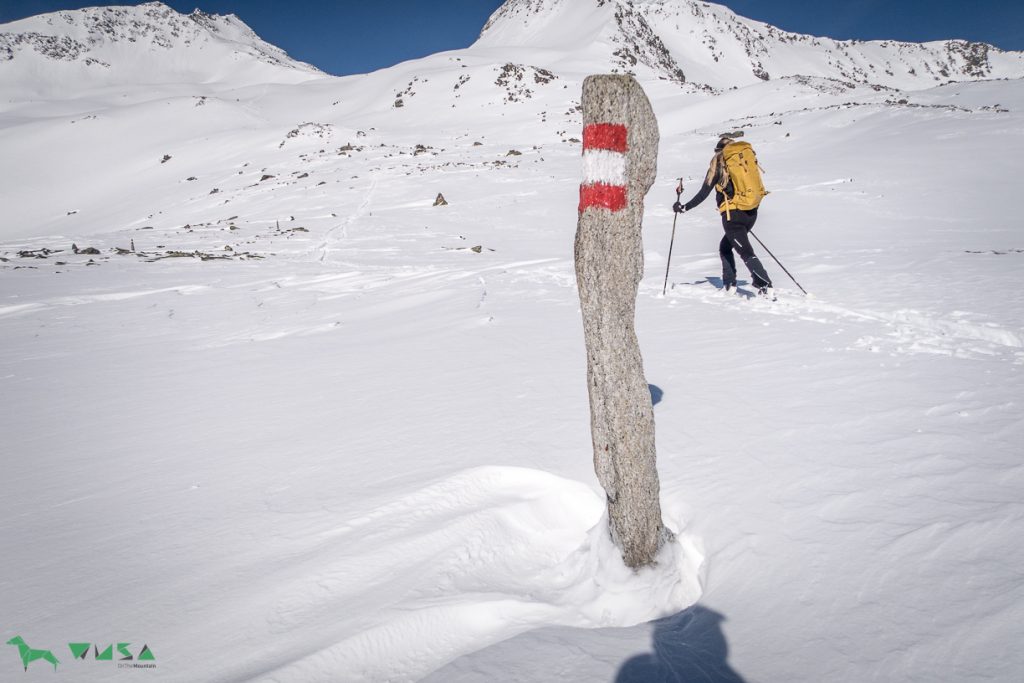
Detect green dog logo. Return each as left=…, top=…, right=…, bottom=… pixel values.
left=6, top=635, right=59, bottom=671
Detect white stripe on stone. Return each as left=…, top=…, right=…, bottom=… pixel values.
left=582, top=149, right=627, bottom=185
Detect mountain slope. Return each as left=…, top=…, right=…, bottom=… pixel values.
left=0, top=1, right=321, bottom=97
left=477, top=0, right=1024, bottom=91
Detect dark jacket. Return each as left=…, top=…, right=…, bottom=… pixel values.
left=683, top=167, right=733, bottom=213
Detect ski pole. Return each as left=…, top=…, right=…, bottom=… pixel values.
left=749, top=231, right=808, bottom=295
left=662, top=178, right=684, bottom=296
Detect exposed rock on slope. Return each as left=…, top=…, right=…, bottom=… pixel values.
left=476, top=0, right=1024, bottom=91
left=0, top=1, right=321, bottom=90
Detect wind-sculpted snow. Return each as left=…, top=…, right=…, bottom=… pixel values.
left=256, top=467, right=701, bottom=682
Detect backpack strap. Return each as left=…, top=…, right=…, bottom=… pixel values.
left=713, top=152, right=732, bottom=220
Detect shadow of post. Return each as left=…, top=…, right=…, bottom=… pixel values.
left=649, top=384, right=663, bottom=406
left=615, top=605, right=748, bottom=683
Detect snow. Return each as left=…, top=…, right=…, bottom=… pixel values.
left=2, top=2, right=1023, bottom=682
left=477, top=0, right=1024, bottom=91
left=0, top=2, right=321, bottom=96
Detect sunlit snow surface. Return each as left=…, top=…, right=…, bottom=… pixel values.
left=2, top=3, right=1024, bottom=683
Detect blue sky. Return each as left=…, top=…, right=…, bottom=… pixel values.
left=2, top=1, right=1022, bottom=76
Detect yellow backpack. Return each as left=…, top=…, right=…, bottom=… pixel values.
left=716, top=141, right=767, bottom=217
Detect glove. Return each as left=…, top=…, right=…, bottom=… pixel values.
left=672, top=201, right=686, bottom=214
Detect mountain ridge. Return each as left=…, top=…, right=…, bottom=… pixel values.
left=476, top=0, right=1024, bottom=91
left=0, top=1, right=321, bottom=92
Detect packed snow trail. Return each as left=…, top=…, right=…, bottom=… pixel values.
left=658, top=277, right=1023, bottom=363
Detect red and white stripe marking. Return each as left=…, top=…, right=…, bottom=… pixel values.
left=579, top=123, right=628, bottom=213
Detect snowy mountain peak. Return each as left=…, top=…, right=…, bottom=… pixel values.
left=0, top=2, right=321, bottom=93
left=477, top=0, right=1024, bottom=91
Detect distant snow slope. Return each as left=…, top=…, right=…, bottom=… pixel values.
left=477, top=0, right=1024, bottom=90
left=0, top=1, right=321, bottom=98
left=1, top=1, right=1023, bottom=682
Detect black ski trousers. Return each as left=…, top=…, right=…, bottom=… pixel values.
left=719, top=208, right=772, bottom=289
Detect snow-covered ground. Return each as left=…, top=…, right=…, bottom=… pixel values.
left=2, top=2, right=1023, bottom=682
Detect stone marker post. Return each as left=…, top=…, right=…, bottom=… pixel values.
left=575, top=74, right=666, bottom=569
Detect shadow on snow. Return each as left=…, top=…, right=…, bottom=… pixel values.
left=615, top=605, right=749, bottom=683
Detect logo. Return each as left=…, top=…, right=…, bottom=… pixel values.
left=6, top=636, right=60, bottom=672
left=6, top=635, right=156, bottom=673
left=69, top=642, right=156, bottom=670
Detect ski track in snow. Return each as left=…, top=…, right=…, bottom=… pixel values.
left=3, top=252, right=1020, bottom=365
left=661, top=279, right=1024, bottom=363
left=315, top=173, right=380, bottom=264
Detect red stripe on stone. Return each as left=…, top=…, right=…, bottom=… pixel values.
left=582, top=123, right=628, bottom=153
left=579, top=183, right=628, bottom=212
